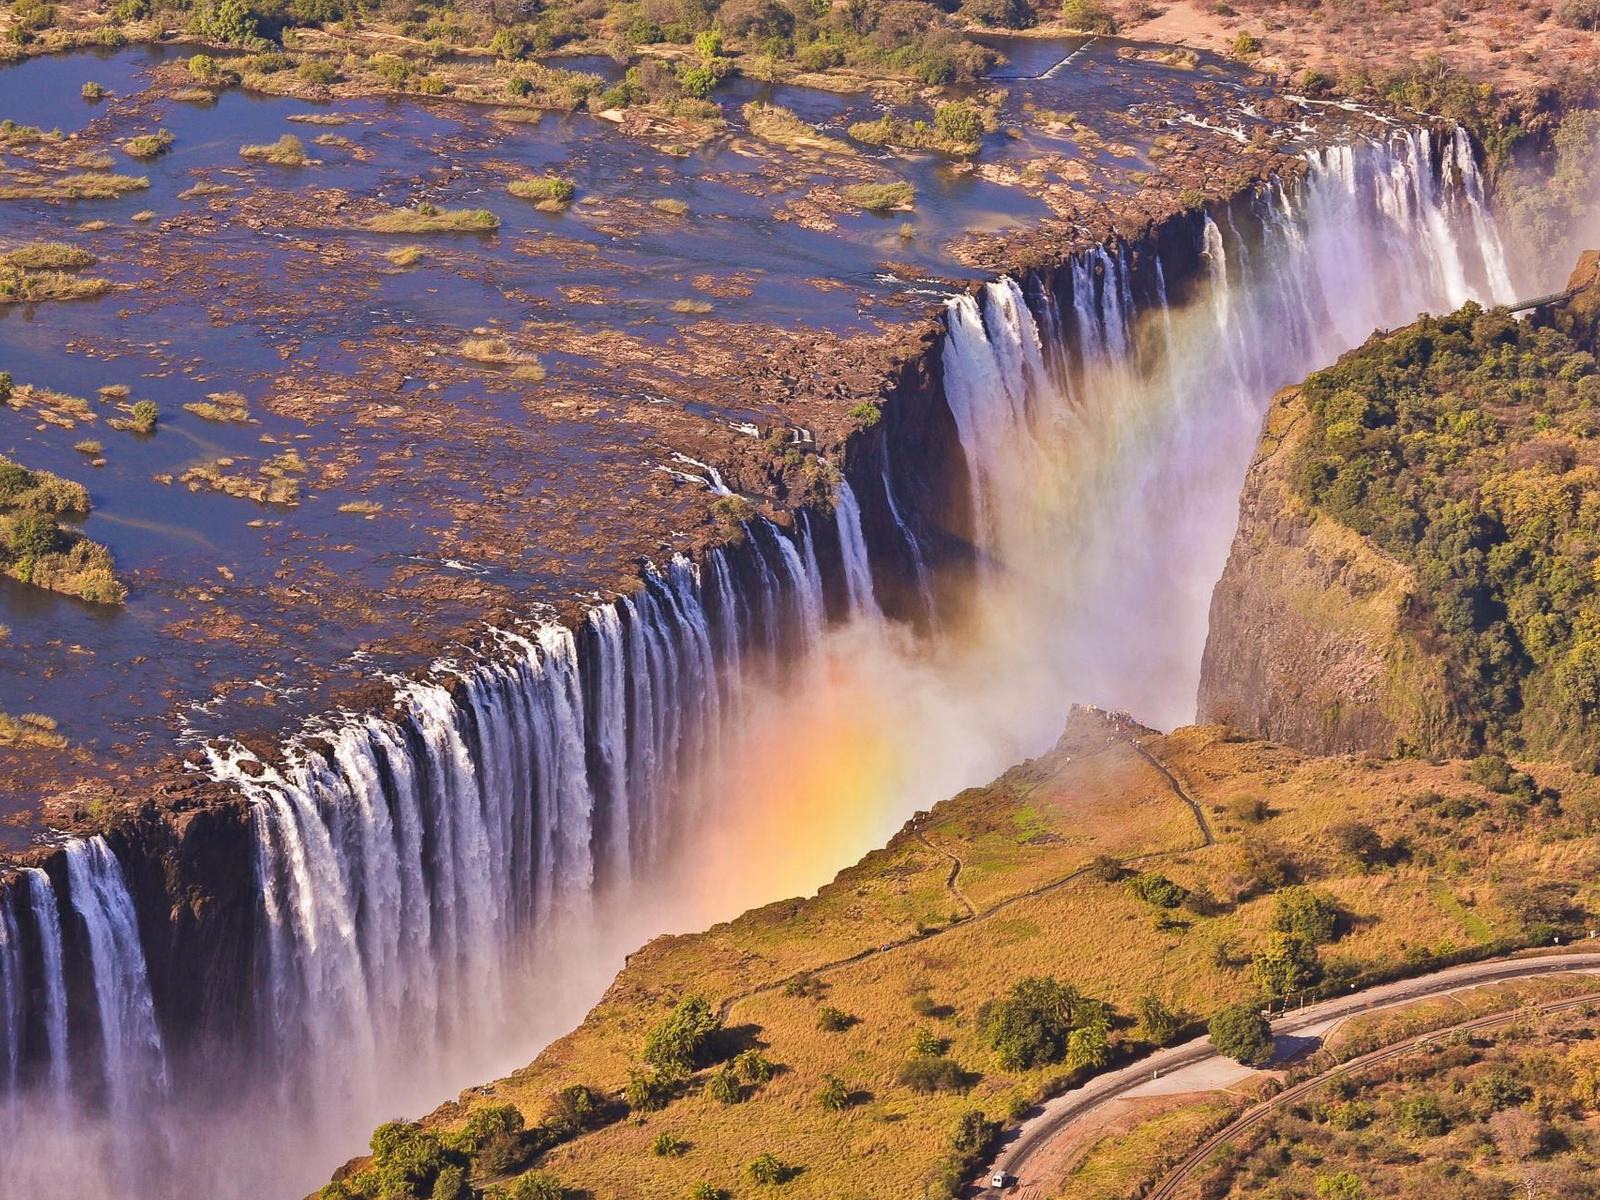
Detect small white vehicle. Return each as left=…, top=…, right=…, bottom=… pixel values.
left=989, top=1170, right=1009, bottom=1189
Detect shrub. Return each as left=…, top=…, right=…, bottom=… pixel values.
left=1556, top=0, right=1600, bottom=29
left=817, top=1074, right=851, bottom=1111
left=645, top=995, right=721, bottom=1076
left=1396, top=1093, right=1449, bottom=1137
left=298, top=59, right=338, bottom=85
left=507, top=175, right=576, bottom=207
left=652, top=1131, right=689, bottom=1157
left=816, top=1005, right=854, bottom=1032
left=745, top=1153, right=795, bottom=1186
left=240, top=134, right=309, bottom=166
left=909, top=1027, right=943, bottom=1056
left=1208, top=1003, right=1273, bottom=1066
left=1231, top=31, right=1261, bottom=56
left=624, top=1068, right=674, bottom=1112
left=82, top=81, right=106, bottom=100
left=1135, top=995, right=1182, bottom=1046
left=687, top=1186, right=725, bottom=1200
left=1127, top=871, right=1187, bottom=909
left=694, top=29, right=723, bottom=57
left=1227, top=794, right=1269, bottom=824
left=189, top=54, right=221, bottom=80
left=896, top=1055, right=968, bottom=1093
left=1316, top=1172, right=1366, bottom=1200
left=848, top=401, right=881, bottom=429
left=123, top=130, right=174, bottom=159
left=734, top=1049, right=775, bottom=1084
left=1270, top=886, right=1341, bottom=943
left=704, top=1064, right=742, bottom=1104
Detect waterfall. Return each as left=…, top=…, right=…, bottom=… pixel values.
left=935, top=129, right=1514, bottom=728
left=879, top=445, right=936, bottom=623
left=834, top=480, right=880, bottom=619
left=64, top=839, right=167, bottom=1117
left=0, top=122, right=1523, bottom=1200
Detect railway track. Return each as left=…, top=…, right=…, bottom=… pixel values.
left=1143, top=989, right=1600, bottom=1199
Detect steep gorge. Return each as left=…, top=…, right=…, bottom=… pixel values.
left=0, top=124, right=1515, bottom=1200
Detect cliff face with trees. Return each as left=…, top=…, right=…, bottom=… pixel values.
left=1201, top=253, right=1600, bottom=767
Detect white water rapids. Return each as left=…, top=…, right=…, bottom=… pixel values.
left=0, top=125, right=1517, bottom=1198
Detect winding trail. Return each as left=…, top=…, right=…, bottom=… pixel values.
left=913, top=826, right=977, bottom=919
left=978, top=951, right=1600, bottom=1197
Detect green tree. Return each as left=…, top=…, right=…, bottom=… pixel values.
left=1270, top=886, right=1341, bottom=943
left=508, top=1173, right=567, bottom=1200
left=1065, top=1022, right=1110, bottom=1071
left=1251, top=931, right=1322, bottom=996
left=644, top=995, right=721, bottom=1076
left=816, top=1005, right=854, bottom=1032
left=625, top=1068, right=674, bottom=1112
left=735, top=1048, right=775, bottom=1083
left=1396, top=1093, right=1449, bottom=1137
left=1127, top=872, right=1187, bottom=909
left=1135, top=995, right=1182, bottom=1047
left=933, top=101, right=984, bottom=149
left=1208, top=1003, right=1273, bottom=1066
left=979, top=976, right=1110, bottom=1071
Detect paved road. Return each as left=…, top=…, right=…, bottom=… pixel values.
left=978, top=950, right=1600, bottom=1195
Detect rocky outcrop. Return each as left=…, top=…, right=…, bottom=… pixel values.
left=1196, top=388, right=1461, bottom=757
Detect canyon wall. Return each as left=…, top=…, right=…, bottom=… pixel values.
left=1196, top=388, right=1462, bottom=757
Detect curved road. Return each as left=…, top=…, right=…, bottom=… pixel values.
left=979, top=950, right=1600, bottom=1195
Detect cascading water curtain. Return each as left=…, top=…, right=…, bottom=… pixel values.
left=0, top=122, right=1520, bottom=1200
left=932, top=126, right=1514, bottom=737
left=0, top=517, right=842, bottom=1185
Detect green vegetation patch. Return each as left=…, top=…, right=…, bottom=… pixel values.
left=842, top=181, right=915, bottom=213
left=239, top=133, right=310, bottom=166
left=0, top=241, right=110, bottom=303
left=507, top=174, right=575, bottom=210
left=0, top=452, right=123, bottom=604
left=1292, top=301, right=1600, bottom=766
left=121, top=129, right=173, bottom=159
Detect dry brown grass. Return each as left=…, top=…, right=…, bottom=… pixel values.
left=0, top=172, right=148, bottom=201
left=365, top=205, right=499, bottom=234
left=412, top=717, right=1600, bottom=1200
